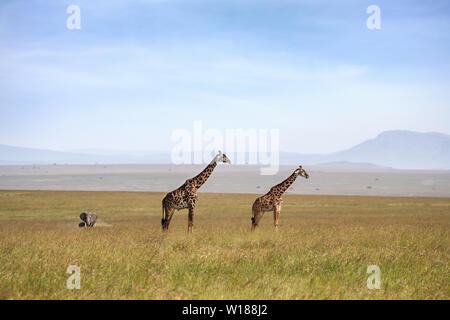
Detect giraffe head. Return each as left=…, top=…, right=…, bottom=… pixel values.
left=295, top=165, right=309, bottom=179
left=213, top=151, right=231, bottom=164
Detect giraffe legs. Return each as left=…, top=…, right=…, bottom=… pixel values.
left=251, top=208, right=263, bottom=231
left=162, top=206, right=174, bottom=231
left=188, top=208, right=194, bottom=234
left=273, top=203, right=282, bottom=230
left=186, top=195, right=198, bottom=234
left=273, top=208, right=280, bottom=230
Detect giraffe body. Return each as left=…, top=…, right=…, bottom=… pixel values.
left=251, top=166, right=309, bottom=231
left=252, top=195, right=283, bottom=212
left=161, top=152, right=231, bottom=233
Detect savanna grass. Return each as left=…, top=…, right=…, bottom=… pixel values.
left=0, top=190, right=448, bottom=299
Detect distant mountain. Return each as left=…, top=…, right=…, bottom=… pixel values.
left=0, top=145, right=170, bottom=164
left=1, top=130, right=449, bottom=169
left=328, top=130, right=450, bottom=170
left=315, top=161, right=388, bottom=169
left=0, top=144, right=110, bottom=164
left=279, top=130, right=450, bottom=169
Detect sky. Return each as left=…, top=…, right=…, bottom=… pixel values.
left=0, top=0, right=449, bottom=154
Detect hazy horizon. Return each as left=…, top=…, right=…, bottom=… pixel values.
left=1, top=163, right=449, bottom=197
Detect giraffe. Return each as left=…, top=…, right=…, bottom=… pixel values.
left=251, top=165, right=309, bottom=231
left=161, top=151, right=231, bottom=233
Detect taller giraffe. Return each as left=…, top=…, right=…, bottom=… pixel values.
left=161, top=151, right=231, bottom=233
left=251, top=165, right=309, bottom=231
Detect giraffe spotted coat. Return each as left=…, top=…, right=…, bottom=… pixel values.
left=251, top=166, right=309, bottom=230
left=161, top=152, right=231, bottom=232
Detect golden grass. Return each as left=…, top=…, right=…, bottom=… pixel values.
left=0, top=190, right=448, bottom=299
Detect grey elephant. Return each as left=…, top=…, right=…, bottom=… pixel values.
left=79, top=212, right=98, bottom=228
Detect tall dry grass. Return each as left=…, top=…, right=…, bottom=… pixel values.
left=0, top=190, right=448, bottom=299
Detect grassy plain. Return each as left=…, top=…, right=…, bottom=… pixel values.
left=0, top=190, right=448, bottom=299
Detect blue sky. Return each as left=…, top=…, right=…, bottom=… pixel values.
left=0, top=0, right=449, bottom=153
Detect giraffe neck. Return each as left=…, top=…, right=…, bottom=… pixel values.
left=269, top=170, right=299, bottom=197
left=191, top=161, right=218, bottom=189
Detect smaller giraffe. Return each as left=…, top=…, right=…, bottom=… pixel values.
left=162, top=151, right=231, bottom=233
left=251, top=165, right=309, bottom=231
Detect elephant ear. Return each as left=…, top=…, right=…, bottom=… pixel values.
left=80, top=212, right=88, bottom=223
